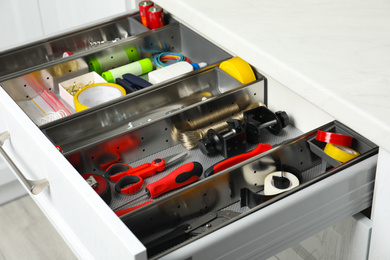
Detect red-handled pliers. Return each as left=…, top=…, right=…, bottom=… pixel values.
left=104, top=152, right=188, bottom=194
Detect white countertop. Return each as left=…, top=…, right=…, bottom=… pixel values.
left=154, top=0, right=390, bottom=151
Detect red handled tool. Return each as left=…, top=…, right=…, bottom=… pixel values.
left=113, top=161, right=203, bottom=211
left=104, top=152, right=187, bottom=194
left=204, top=142, right=273, bottom=178
left=114, top=200, right=153, bottom=217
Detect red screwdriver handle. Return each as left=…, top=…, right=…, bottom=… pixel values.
left=146, top=162, right=203, bottom=199
left=204, top=143, right=273, bottom=177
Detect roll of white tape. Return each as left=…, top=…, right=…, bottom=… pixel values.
left=264, top=171, right=299, bottom=196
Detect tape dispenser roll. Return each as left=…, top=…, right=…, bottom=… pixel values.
left=74, top=83, right=126, bottom=112
left=219, top=57, right=256, bottom=85
left=324, top=143, right=360, bottom=163
left=264, top=171, right=299, bottom=196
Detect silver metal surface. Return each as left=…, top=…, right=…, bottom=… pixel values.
left=188, top=210, right=240, bottom=235
left=0, top=131, right=49, bottom=195
left=1, top=21, right=233, bottom=129
left=42, top=66, right=246, bottom=154
left=165, top=152, right=188, bottom=168
left=51, top=79, right=266, bottom=180
left=0, top=12, right=149, bottom=79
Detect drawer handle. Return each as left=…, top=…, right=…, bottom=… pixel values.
left=0, top=131, right=49, bottom=195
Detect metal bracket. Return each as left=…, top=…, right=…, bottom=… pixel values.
left=188, top=210, right=240, bottom=235
left=0, top=131, right=50, bottom=195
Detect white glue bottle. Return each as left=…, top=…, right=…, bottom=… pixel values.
left=148, top=61, right=207, bottom=84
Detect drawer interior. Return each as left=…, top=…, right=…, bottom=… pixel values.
left=0, top=12, right=178, bottom=78
left=117, top=121, right=377, bottom=259
left=0, top=16, right=232, bottom=127
left=41, top=64, right=262, bottom=154
left=43, top=67, right=376, bottom=258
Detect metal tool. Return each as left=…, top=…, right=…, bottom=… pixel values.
left=199, top=119, right=247, bottom=158
left=145, top=210, right=240, bottom=257
left=240, top=188, right=274, bottom=209
left=244, top=106, right=289, bottom=143
left=113, top=161, right=203, bottom=211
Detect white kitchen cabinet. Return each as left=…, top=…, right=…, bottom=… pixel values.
left=0, top=0, right=43, bottom=51
left=268, top=213, right=372, bottom=260
left=0, top=5, right=379, bottom=260
left=0, top=0, right=138, bottom=52
left=368, top=148, right=390, bottom=260
left=0, top=157, right=26, bottom=206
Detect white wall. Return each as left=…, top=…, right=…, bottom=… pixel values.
left=0, top=0, right=139, bottom=52
left=0, top=0, right=43, bottom=51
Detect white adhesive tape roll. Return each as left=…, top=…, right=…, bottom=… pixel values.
left=264, top=171, right=299, bottom=196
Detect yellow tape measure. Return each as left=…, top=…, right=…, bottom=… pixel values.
left=74, top=83, right=126, bottom=112
left=324, top=143, right=360, bottom=163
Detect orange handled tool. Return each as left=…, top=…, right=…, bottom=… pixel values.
left=204, top=143, right=273, bottom=177
left=146, top=161, right=203, bottom=198
left=113, top=162, right=203, bottom=211
left=107, top=157, right=171, bottom=183
left=104, top=152, right=187, bottom=194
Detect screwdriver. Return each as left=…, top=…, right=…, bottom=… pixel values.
left=203, top=142, right=273, bottom=178
left=113, top=161, right=203, bottom=211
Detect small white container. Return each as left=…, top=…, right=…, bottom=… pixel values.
left=59, top=72, right=106, bottom=110
left=148, top=61, right=194, bottom=84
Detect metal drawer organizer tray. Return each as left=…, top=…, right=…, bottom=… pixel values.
left=0, top=10, right=378, bottom=260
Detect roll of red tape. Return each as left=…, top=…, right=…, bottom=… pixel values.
left=82, top=174, right=111, bottom=205
left=316, top=130, right=353, bottom=147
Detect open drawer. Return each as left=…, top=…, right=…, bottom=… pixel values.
left=0, top=8, right=378, bottom=260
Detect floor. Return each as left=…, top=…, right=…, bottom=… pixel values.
left=0, top=195, right=76, bottom=260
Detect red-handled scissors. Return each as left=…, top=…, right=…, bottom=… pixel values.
left=104, top=152, right=188, bottom=194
